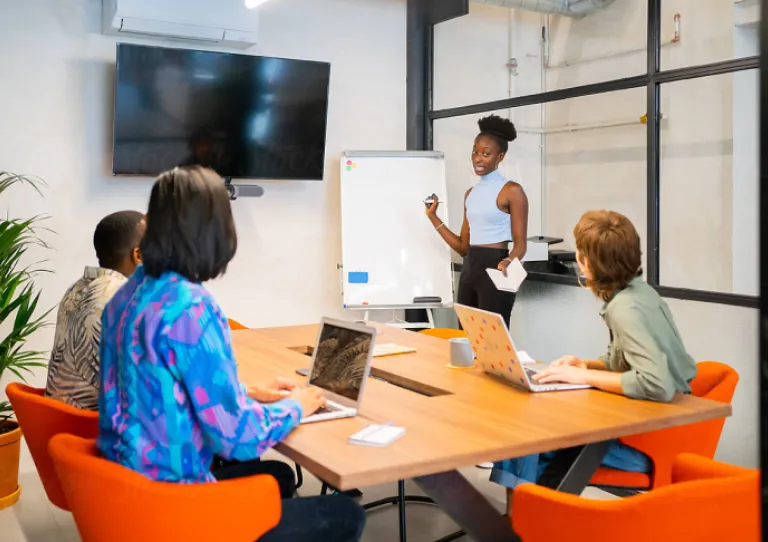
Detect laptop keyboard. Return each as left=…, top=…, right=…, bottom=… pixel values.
left=315, top=402, right=345, bottom=415
left=524, top=367, right=541, bottom=382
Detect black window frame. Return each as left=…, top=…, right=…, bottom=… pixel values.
left=420, top=0, right=759, bottom=309
left=759, top=0, right=768, bottom=524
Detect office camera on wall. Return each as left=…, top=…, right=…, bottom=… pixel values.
left=224, top=178, right=264, bottom=201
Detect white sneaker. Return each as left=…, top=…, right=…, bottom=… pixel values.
left=476, top=462, right=494, bottom=469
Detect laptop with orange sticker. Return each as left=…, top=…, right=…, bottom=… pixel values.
left=454, top=304, right=589, bottom=393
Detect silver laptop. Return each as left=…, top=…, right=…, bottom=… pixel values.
left=301, top=318, right=376, bottom=424
left=454, top=304, right=589, bottom=393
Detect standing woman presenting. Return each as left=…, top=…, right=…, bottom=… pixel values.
left=426, top=115, right=529, bottom=328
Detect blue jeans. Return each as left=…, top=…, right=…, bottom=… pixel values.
left=490, top=440, right=651, bottom=489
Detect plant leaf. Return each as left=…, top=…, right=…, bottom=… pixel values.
left=0, top=172, right=54, bottom=404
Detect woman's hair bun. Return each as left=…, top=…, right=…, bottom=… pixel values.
left=478, top=115, right=517, bottom=142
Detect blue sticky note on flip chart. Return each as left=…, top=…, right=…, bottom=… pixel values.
left=348, top=272, right=369, bottom=284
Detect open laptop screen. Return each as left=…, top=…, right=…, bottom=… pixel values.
left=309, top=323, right=372, bottom=401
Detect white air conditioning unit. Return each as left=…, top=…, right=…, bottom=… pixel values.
left=102, top=0, right=259, bottom=49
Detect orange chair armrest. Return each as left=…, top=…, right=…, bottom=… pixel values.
left=112, top=473, right=282, bottom=540
left=50, top=435, right=282, bottom=541
left=619, top=414, right=728, bottom=486
left=672, top=453, right=755, bottom=484
left=68, top=454, right=282, bottom=522
left=619, top=422, right=708, bottom=459
left=160, top=475, right=281, bottom=524
left=514, top=468, right=760, bottom=542
left=512, top=483, right=619, bottom=539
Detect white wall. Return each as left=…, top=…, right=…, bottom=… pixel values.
left=659, top=71, right=735, bottom=293
left=434, top=0, right=759, bottom=467
left=544, top=0, right=646, bottom=88
left=661, top=0, right=739, bottom=69
left=0, top=0, right=406, bottom=390
left=434, top=3, right=514, bottom=111
left=544, top=86, right=648, bottom=270
left=732, top=26, right=759, bottom=295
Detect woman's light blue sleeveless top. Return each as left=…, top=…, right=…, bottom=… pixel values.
left=465, top=169, right=511, bottom=245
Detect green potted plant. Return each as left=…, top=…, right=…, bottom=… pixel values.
left=0, top=172, right=52, bottom=510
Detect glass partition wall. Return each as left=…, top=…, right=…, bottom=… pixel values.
left=429, top=0, right=759, bottom=306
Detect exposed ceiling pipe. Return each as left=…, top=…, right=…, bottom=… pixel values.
left=470, top=0, right=618, bottom=18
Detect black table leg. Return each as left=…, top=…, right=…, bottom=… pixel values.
left=538, top=440, right=612, bottom=494
left=398, top=480, right=407, bottom=542
left=414, top=470, right=520, bottom=542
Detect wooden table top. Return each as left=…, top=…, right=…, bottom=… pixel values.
left=233, top=324, right=732, bottom=490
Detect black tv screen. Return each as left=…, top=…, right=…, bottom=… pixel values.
left=112, top=44, right=331, bottom=180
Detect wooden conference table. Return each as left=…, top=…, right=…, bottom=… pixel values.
left=233, top=324, right=732, bottom=542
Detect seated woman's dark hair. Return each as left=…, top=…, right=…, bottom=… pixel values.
left=477, top=115, right=517, bottom=153
left=141, top=166, right=237, bottom=282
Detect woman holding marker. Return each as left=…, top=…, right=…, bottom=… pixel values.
left=425, top=114, right=529, bottom=329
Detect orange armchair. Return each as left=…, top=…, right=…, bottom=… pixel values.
left=590, top=361, right=738, bottom=491
left=419, top=328, right=467, bottom=340
left=513, top=454, right=759, bottom=542
left=49, top=434, right=281, bottom=542
left=5, top=383, right=99, bottom=510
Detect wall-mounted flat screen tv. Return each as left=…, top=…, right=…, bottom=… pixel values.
left=113, top=43, right=331, bottom=180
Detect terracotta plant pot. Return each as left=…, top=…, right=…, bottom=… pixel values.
left=0, top=421, right=22, bottom=510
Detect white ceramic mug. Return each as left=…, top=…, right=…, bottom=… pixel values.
left=449, top=337, right=474, bottom=368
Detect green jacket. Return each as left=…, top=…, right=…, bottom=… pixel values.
left=598, top=278, right=697, bottom=402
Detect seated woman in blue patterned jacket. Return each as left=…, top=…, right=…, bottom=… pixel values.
left=98, top=166, right=366, bottom=542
